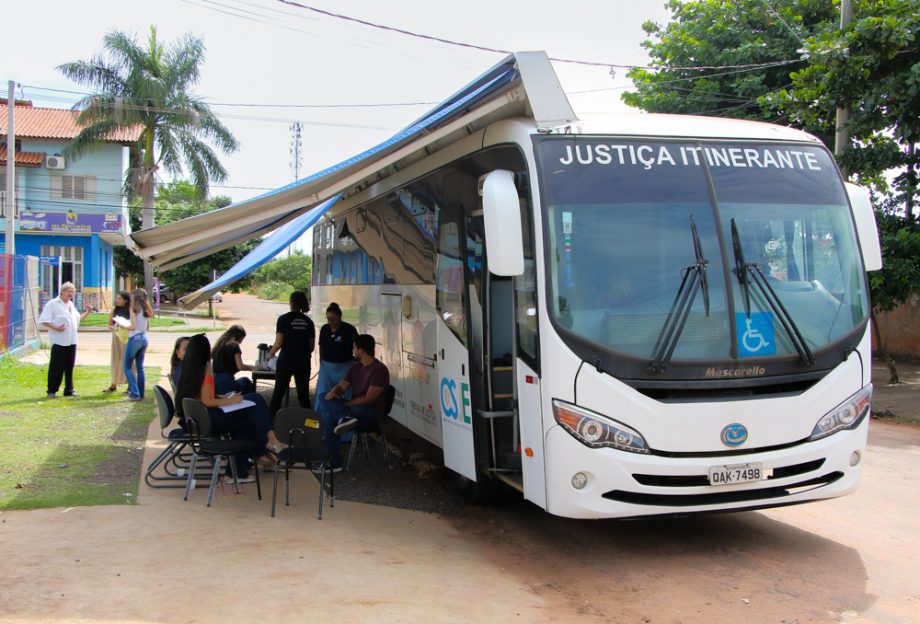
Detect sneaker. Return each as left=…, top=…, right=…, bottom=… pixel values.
left=46, top=392, right=58, bottom=399
left=334, top=417, right=359, bottom=436
left=223, top=474, right=256, bottom=485
left=63, top=392, right=78, bottom=398
left=126, top=396, right=142, bottom=402
left=312, top=463, right=343, bottom=475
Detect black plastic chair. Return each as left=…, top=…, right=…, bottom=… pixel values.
left=271, top=408, right=336, bottom=519
left=181, top=398, right=262, bottom=506
left=345, top=385, right=394, bottom=471
left=145, top=386, right=199, bottom=488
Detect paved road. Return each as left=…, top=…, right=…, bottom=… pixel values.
left=6, top=292, right=918, bottom=623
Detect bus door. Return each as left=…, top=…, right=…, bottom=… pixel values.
left=435, top=212, right=478, bottom=480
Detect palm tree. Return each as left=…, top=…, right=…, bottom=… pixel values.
left=58, top=26, right=239, bottom=286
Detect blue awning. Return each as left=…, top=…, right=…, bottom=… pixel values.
left=178, top=195, right=339, bottom=308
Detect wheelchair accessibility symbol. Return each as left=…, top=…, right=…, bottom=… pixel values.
left=736, top=312, right=776, bottom=357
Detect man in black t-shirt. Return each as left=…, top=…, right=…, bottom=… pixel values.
left=267, top=291, right=315, bottom=414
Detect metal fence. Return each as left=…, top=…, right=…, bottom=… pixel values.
left=0, top=254, right=40, bottom=355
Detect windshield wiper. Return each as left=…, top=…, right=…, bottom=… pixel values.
left=649, top=216, right=710, bottom=374
left=730, top=219, right=815, bottom=365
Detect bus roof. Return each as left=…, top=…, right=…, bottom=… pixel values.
left=569, top=112, right=822, bottom=144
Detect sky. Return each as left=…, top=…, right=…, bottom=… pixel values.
left=5, top=0, right=673, bottom=205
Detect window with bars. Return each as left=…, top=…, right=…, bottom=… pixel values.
left=49, top=174, right=96, bottom=201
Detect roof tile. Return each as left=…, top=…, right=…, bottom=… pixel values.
left=0, top=103, right=142, bottom=143
left=0, top=143, right=45, bottom=167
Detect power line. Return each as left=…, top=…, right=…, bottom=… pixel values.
left=272, top=0, right=803, bottom=72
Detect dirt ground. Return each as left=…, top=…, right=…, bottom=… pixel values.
left=3, top=293, right=918, bottom=623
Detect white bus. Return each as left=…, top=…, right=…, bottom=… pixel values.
left=308, top=55, right=881, bottom=519
left=135, top=52, right=881, bottom=519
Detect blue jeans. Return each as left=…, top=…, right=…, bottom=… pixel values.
left=124, top=334, right=148, bottom=399
left=313, top=360, right=353, bottom=415
left=319, top=400, right=378, bottom=465
left=213, top=372, right=255, bottom=396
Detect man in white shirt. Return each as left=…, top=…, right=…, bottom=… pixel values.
left=38, top=282, right=92, bottom=398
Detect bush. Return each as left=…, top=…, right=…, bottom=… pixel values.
left=253, top=280, right=296, bottom=302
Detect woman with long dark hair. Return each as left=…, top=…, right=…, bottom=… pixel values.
left=103, top=290, right=131, bottom=393
left=169, top=336, right=190, bottom=394
left=211, top=324, right=259, bottom=395
left=176, top=334, right=286, bottom=481
left=124, top=287, right=153, bottom=401
left=266, top=291, right=315, bottom=415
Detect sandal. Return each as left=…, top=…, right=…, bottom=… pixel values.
left=266, top=442, right=288, bottom=454
left=102, top=385, right=117, bottom=393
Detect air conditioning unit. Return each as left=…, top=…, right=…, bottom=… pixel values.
left=45, top=155, right=66, bottom=170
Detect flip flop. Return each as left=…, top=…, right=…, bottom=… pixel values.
left=102, top=386, right=117, bottom=393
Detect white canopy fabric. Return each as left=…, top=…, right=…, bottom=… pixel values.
left=130, top=52, right=575, bottom=271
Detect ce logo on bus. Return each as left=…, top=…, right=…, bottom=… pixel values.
left=440, top=377, right=471, bottom=425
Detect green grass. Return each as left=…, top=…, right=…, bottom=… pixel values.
left=81, top=312, right=188, bottom=328
left=0, top=358, right=158, bottom=510
left=81, top=312, right=220, bottom=332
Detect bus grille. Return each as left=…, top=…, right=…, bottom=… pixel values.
left=603, top=471, right=843, bottom=507
left=632, top=459, right=825, bottom=487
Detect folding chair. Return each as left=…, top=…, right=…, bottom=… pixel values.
left=271, top=408, right=336, bottom=519
left=181, top=398, right=262, bottom=507
left=345, top=385, right=394, bottom=471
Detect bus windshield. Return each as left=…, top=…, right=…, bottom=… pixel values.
left=535, top=137, right=869, bottom=371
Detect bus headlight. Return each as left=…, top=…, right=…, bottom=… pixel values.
left=808, top=385, right=872, bottom=441
left=552, top=399, right=650, bottom=454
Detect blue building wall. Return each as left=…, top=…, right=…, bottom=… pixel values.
left=1, top=136, right=128, bottom=307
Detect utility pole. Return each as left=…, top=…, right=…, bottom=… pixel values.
left=290, top=121, right=303, bottom=181
left=4, top=80, right=16, bottom=255
left=834, top=0, right=853, bottom=176
left=288, top=122, right=303, bottom=255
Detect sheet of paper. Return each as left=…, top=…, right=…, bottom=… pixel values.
left=220, top=399, right=256, bottom=413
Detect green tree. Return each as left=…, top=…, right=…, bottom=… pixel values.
left=251, top=251, right=312, bottom=293
left=765, top=0, right=920, bottom=222
left=58, top=26, right=239, bottom=286
left=114, top=180, right=257, bottom=299
left=623, top=0, right=837, bottom=141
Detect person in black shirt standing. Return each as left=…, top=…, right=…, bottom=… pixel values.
left=313, top=302, right=358, bottom=415
left=267, top=291, right=315, bottom=414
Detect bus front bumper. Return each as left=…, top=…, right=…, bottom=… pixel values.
left=541, top=419, right=869, bottom=519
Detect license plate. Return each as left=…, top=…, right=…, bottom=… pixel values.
left=708, top=462, right=764, bottom=486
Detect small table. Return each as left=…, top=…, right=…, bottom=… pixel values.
left=252, top=370, right=290, bottom=407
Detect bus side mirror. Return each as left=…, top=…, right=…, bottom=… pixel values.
left=845, top=183, right=882, bottom=272
left=480, top=170, right=524, bottom=276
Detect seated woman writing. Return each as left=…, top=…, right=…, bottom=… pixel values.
left=175, top=334, right=286, bottom=481
left=211, top=325, right=261, bottom=396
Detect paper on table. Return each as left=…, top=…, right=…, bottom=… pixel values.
left=220, top=399, right=256, bottom=413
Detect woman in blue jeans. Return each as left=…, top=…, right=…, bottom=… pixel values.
left=124, top=287, right=153, bottom=401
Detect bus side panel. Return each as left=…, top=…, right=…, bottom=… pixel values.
left=400, top=285, right=442, bottom=445
left=436, top=315, right=477, bottom=480
left=517, top=359, right=547, bottom=508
